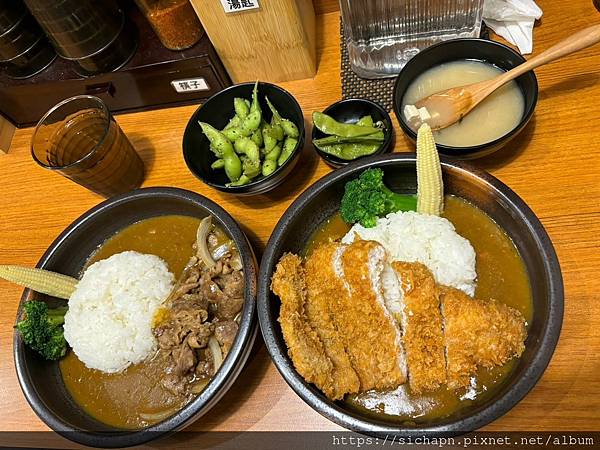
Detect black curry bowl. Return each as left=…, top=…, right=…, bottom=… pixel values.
left=312, top=98, right=393, bottom=168
left=393, top=38, right=538, bottom=159
left=13, top=187, right=258, bottom=448
left=257, top=153, right=563, bottom=436
left=183, top=82, right=305, bottom=195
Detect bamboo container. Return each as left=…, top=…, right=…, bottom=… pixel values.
left=189, top=0, right=316, bottom=83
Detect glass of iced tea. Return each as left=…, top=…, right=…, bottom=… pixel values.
left=31, top=95, right=144, bottom=198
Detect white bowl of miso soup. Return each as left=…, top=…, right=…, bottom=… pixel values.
left=393, top=38, right=538, bottom=159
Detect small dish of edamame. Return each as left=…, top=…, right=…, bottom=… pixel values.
left=183, top=82, right=305, bottom=195
left=311, top=99, right=393, bottom=169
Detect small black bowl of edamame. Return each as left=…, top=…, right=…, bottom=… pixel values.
left=183, top=81, right=305, bottom=195
left=312, top=98, right=393, bottom=169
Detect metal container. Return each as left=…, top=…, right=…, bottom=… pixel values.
left=0, top=1, right=56, bottom=79
left=23, top=0, right=137, bottom=75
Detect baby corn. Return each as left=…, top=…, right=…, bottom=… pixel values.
left=0, top=265, right=77, bottom=300
left=416, top=123, right=444, bottom=216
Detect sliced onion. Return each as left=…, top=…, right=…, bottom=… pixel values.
left=211, top=240, right=233, bottom=260
left=196, top=216, right=216, bottom=268
left=190, top=379, right=210, bottom=394
left=139, top=407, right=178, bottom=422
left=208, top=336, right=223, bottom=373
left=230, top=253, right=243, bottom=271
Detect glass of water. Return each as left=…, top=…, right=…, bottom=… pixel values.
left=340, top=0, right=485, bottom=79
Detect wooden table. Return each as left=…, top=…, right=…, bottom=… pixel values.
left=1, top=0, right=599, bottom=438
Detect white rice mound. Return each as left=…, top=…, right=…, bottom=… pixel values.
left=341, top=211, right=477, bottom=296
left=63, top=251, right=174, bottom=373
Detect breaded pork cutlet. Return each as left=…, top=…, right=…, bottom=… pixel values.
left=338, top=240, right=408, bottom=391
left=271, top=253, right=336, bottom=399
left=392, top=261, right=447, bottom=393
left=440, top=286, right=527, bottom=389
left=304, top=243, right=360, bottom=398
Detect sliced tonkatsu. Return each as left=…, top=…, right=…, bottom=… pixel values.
left=338, top=240, right=408, bottom=391
left=391, top=261, right=447, bottom=393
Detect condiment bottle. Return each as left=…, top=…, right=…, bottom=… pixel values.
left=133, top=0, right=204, bottom=50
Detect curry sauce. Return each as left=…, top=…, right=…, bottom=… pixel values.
left=59, top=215, right=201, bottom=429
left=306, top=196, right=532, bottom=422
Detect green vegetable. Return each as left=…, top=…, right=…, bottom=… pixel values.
left=226, top=174, right=252, bottom=187
left=315, top=142, right=380, bottom=160
left=356, top=115, right=374, bottom=127
left=340, top=168, right=417, bottom=228
left=234, top=137, right=260, bottom=161
left=251, top=127, right=264, bottom=147
left=278, top=137, right=297, bottom=166
left=271, top=123, right=284, bottom=141
left=265, top=143, right=282, bottom=161
left=265, top=97, right=283, bottom=123
left=223, top=115, right=241, bottom=130
left=222, top=127, right=244, bottom=142
left=262, top=143, right=281, bottom=176
left=201, top=82, right=300, bottom=183
left=313, top=133, right=384, bottom=146
left=239, top=81, right=262, bottom=136
left=266, top=96, right=299, bottom=138
left=280, top=118, right=299, bottom=138
left=211, top=159, right=225, bottom=169
left=313, top=111, right=382, bottom=137
left=262, top=123, right=277, bottom=153
left=234, top=97, right=249, bottom=119
left=242, top=158, right=261, bottom=179
left=262, top=159, right=277, bottom=176
left=16, top=300, right=68, bottom=360
left=199, top=122, right=242, bottom=182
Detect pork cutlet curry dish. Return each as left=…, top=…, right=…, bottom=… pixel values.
left=15, top=214, right=245, bottom=429
left=271, top=124, right=532, bottom=422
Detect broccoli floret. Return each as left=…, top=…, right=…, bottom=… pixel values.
left=340, top=168, right=417, bottom=228
left=16, top=301, right=68, bottom=360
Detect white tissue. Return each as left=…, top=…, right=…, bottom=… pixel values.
left=483, top=0, right=543, bottom=54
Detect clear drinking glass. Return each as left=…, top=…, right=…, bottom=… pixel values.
left=340, top=0, right=485, bottom=79
left=31, top=95, right=144, bottom=198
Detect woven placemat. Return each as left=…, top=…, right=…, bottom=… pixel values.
left=340, top=21, right=490, bottom=112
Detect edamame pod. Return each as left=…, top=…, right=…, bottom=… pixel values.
left=312, top=112, right=382, bottom=137
left=262, top=123, right=277, bottom=153
left=226, top=174, right=252, bottom=187
left=315, top=142, right=380, bottom=160
left=262, top=159, right=277, bottom=176
left=239, top=81, right=262, bottom=135
left=271, top=123, right=284, bottom=141
left=222, top=127, right=244, bottom=142
left=265, top=97, right=283, bottom=124
left=278, top=137, right=297, bottom=166
left=356, top=115, right=374, bottom=127
left=313, top=133, right=384, bottom=146
left=281, top=119, right=299, bottom=138
left=265, top=144, right=282, bottom=162
left=200, top=122, right=234, bottom=155
left=199, top=122, right=242, bottom=182
left=242, top=158, right=261, bottom=179
left=234, top=137, right=260, bottom=162
left=211, top=159, right=225, bottom=169
left=251, top=127, right=263, bottom=147
left=234, top=97, right=249, bottom=119
left=223, top=115, right=241, bottom=130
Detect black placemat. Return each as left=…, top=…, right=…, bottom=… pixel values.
left=340, top=21, right=490, bottom=112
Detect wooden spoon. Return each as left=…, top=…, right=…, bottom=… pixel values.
left=411, top=24, right=600, bottom=131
